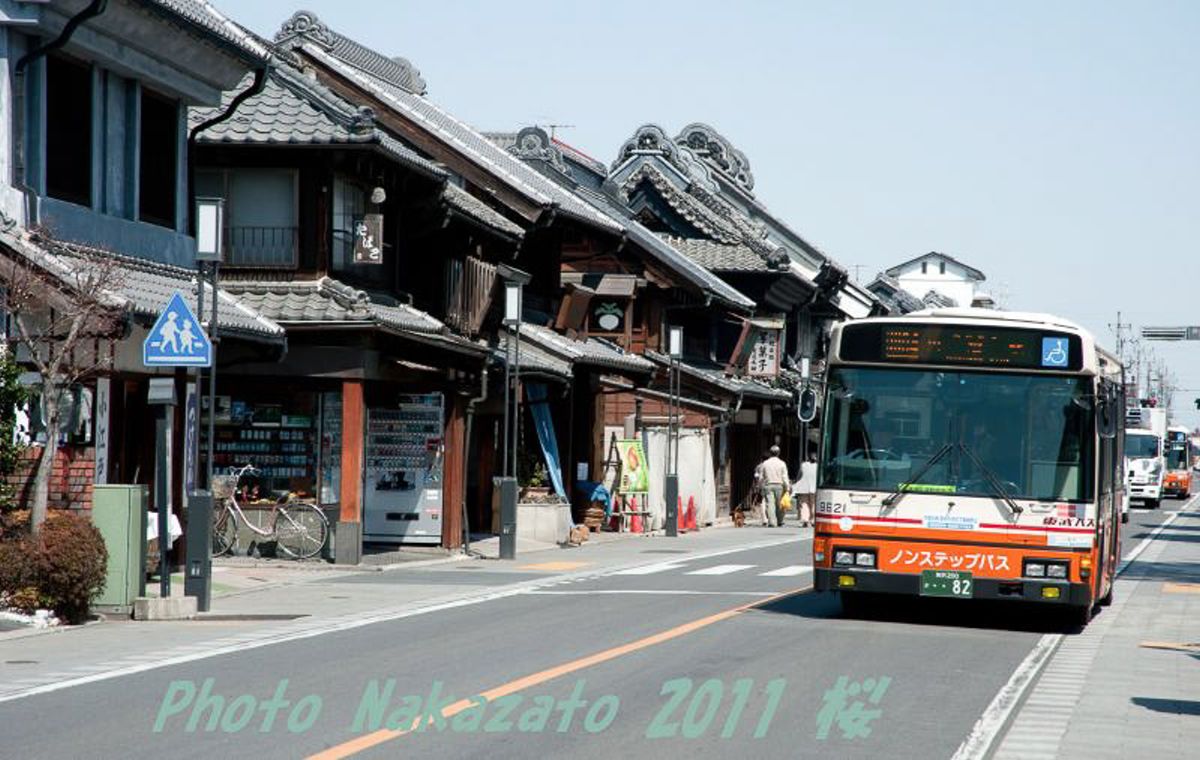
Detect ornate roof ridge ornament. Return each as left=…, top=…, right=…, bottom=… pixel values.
left=274, top=10, right=428, bottom=96
left=510, top=126, right=569, bottom=177
left=612, top=124, right=678, bottom=170
left=274, top=10, right=336, bottom=50
left=674, top=122, right=755, bottom=193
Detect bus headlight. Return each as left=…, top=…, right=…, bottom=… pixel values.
left=834, top=550, right=855, bottom=566
left=1024, top=562, right=1046, bottom=578
left=1046, top=563, right=1069, bottom=579
left=855, top=551, right=876, bottom=568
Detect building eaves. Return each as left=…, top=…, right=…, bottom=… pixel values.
left=299, top=44, right=622, bottom=235
left=495, top=332, right=572, bottom=380
left=222, top=277, right=445, bottom=335
left=142, top=0, right=271, bottom=62
left=519, top=324, right=653, bottom=376
left=643, top=350, right=792, bottom=403
left=442, top=183, right=525, bottom=240
left=0, top=229, right=284, bottom=343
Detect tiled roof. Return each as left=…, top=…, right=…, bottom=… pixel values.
left=865, top=274, right=924, bottom=314
left=223, top=277, right=444, bottom=334
left=886, top=251, right=986, bottom=281
left=662, top=236, right=771, bottom=272
left=442, top=184, right=524, bottom=239
left=190, top=69, right=446, bottom=180
left=147, top=1, right=270, bottom=61
left=0, top=229, right=284, bottom=342
left=519, top=324, right=653, bottom=375
left=568, top=188, right=755, bottom=311
left=297, top=43, right=622, bottom=234
left=644, top=350, right=792, bottom=402
left=495, top=332, right=572, bottom=380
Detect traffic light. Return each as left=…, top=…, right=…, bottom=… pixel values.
left=797, top=387, right=818, bottom=423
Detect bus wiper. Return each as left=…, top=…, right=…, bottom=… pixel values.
left=957, top=443, right=1024, bottom=516
left=882, top=443, right=955, bottom=508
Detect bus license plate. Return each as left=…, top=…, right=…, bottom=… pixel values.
left=920, top=570, right=973, bottom=598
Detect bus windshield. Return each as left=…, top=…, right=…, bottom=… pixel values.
left=1166, top=444, right=1189, bottom=470
left=821, top=367, right=1094, bottom=502
left=1126, top=434, right=1160, bottom=459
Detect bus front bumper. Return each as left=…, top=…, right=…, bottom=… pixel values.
left=814, top=568, right=1092, bottom=606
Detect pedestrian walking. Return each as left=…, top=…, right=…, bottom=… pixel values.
left=759, top=445, right=790, bottom=527
left=792, top=451, right=818, bottom=527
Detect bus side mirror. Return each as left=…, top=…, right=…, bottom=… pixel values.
left=1098, top=396, right=1117, bottom=439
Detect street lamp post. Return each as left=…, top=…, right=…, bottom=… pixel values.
left=665, top=326, right=683, bottom=537
left=187, top=197, right=222, bottom=611
left=497, top=266, right=529, bottom=560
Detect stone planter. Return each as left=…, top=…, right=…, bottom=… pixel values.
left=516, top=501, right=573, bottom=545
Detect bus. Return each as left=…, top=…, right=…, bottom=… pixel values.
left=813, top=309, right=1124, bottom=626
left=1164, top=426, right=1193, bottom=499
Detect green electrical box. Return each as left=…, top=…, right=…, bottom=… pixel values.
left=92, top=485, right=148, bottom=612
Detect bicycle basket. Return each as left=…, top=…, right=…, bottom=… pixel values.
left=211, top=474, right=238, bottom=500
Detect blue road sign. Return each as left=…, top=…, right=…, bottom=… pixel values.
left=143, top=291, right=212, bottom=367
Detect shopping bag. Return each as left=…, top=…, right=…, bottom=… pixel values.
left=780, top=491, right=793, bottom=511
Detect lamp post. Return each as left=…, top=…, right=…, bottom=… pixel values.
left=497, top=265, right=529, bottom=560
left=188, top=197, right=222, bottom=610
left=665, top=325, right=683, bottom=537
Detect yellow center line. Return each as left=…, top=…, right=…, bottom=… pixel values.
left=307, top=585, right=808, bottom=759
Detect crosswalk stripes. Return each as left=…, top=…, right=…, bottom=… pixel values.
left=759, top=565, right=813, bottom=577
left=685, top=564, right=758, bottom=576
left=612, top=563, right=688, bottom=576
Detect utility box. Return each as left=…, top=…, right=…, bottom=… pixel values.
left=92, top=485, right=148, bottom=613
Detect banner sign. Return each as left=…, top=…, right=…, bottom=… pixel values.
left=615, top=439, right=649, bottom=494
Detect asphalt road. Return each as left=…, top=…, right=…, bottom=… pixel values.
left=0, top=527, right=1120, bottom=760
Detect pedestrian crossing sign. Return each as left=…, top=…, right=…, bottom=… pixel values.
left=143, top=291, right=212, bottom=367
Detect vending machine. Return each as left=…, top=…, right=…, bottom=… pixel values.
left=363, top=393, right=444, bottom=544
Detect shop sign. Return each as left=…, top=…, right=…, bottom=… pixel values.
left=747, top=330, right=780, bottom=377
left=353, top=213, right=384, bottom=264
left=615, top=439, right=649, bottom=494
left=592, top=301, right=624, bottom=332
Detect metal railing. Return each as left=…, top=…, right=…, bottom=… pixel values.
left=225, top=226, right=298, bottom=268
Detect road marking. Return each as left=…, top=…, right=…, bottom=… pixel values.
left=306, top=585, right=808, bottom=760
left=955, top=493, right=1197, bottom=760
left=0, top=535, right=803, bottom=704
left=686, top=563, right=756, bottom=575
left=759, top=564, right=812, bottom=577
left=1162, top=582, right=1200, bottom=594
left=611, top=562, right=686, bottom=575
left=517, top=561, right=591, bottom=571
left=525, top=589, right=776, bottom=596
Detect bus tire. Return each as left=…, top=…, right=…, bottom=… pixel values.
left=1146, top=498, right=1160, bottom=510
left=1121, top=512, right=1129, bottom=524
left=1071, top=602, right=1093, bottom=628
left=1098, top=585, right=1114, bottom=607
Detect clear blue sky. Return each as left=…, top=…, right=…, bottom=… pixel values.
left=226, top=0, right=1200, bottom=428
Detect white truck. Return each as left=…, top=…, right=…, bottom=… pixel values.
left=1125, top=407, right=1167, bottom=509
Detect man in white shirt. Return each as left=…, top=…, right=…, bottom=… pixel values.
left=792, top=452, right=818, bottom=527
left=759, top=445, right=790, bottom=527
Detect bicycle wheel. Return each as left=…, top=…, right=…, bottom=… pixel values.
left=274, top=502, right=328, bottom=559
left=212, top=503, right=238, bottom=556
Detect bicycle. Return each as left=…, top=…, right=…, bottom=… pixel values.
left=210, top=464, right=329, bottom=560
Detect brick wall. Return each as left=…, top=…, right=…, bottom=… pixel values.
left=6, top=445, right=95, bottom=510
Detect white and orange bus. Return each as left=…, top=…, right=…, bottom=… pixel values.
left=1164, top=426, right=1193, bottom=498
left=813, top=309, right=1124, bottom=626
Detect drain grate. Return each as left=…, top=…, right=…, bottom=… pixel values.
left=5, top=660, right=38, bottom=665
left=641, top=549, right=689, bottom=554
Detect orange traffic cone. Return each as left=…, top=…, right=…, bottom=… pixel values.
left=677, top=496, right=686, bottom=532
left=686, top=496, right=698, bottom=531
left=630, top=495, right=643, bottom=534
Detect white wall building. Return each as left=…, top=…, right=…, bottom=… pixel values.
left=884, top=252, right=992, bottom=309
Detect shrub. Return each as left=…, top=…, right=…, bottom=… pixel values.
left=0, top=537, right=35, bottom=594
left=0, top=508, right=31, bottom=541
left=29, top=512, right=108, bottom=624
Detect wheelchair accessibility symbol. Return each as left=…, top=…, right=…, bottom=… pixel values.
left=1041, top=337, right=1069, bottom=368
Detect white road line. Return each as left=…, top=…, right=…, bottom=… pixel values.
left=0, top=535, right=804, bottom=705
left=954, top=493, right=1197, bottom=760
left=759, top=565, right=812, bottom=577
left=611, top=563, right=686, bottom=576
left=685, top=564, right=756, bottom=576
left=525, top=590, right=775, bottom=596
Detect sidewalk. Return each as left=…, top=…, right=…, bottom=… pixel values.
left=994, top=505, right=1200, bottom=759
left=0, top=521, right=807, bottom=702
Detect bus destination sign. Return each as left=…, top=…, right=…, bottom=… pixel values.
left=840, top=323, right=1082, bottom=370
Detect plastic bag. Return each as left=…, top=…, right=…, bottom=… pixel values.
left=780, top=491, right=793, bottom=511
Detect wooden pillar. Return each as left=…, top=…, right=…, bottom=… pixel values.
left=336, top=379, right=364, bottom=564
left=442, top=393, right=466, bottom=549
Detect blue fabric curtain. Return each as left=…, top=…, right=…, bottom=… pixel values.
left=525, top=382, right=566, bottom=499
